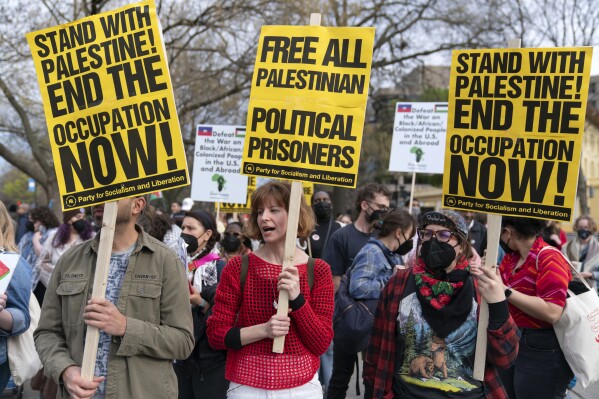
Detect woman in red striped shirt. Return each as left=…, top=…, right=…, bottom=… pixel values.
left=498, top=216, right=573, bottom=399
left=207, top=181, right=334, bottom=399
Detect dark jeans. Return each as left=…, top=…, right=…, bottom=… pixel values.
left=173, top=361, right=228, bottom=399
left=327, top=341, right=358, bottom=399
left=499, top=328, right=573, bottom=399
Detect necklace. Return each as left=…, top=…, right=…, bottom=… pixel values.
left=266, top=261, right=279, bottom=310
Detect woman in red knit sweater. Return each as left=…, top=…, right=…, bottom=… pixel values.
left=207, top=181, right=335, bottom=398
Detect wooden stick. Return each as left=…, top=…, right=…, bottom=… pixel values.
left=409, top=171, right=416, bottom=212
left=272, top=181, right=303, bottom=353
left=472, top=37, right=520, bottom=381
left=81, top=201, right=119, bottom=380
left=216, top=202, right=221, bottom=227
left=272, top=12, right=322, bottom=354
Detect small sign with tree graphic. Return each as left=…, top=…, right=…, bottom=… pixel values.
left=389, top=102, right=448, bottom=174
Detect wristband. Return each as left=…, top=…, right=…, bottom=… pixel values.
left=504, top=288, right=513, bottom=298
left=198, top=298, right=207, bottom=308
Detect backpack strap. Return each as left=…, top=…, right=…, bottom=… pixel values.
left=536, top=246, right=591, bottom=292
left=240, top=254, right=249, bottom=295
left=307, top=257, right=315, bottom=291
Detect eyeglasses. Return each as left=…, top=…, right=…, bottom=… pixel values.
left=366, top=200, right=389, bottom=213
left=417, top=228, right=455, bottom=243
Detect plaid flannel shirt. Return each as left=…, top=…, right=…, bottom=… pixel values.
left=363, top=269, right=520, bottom=399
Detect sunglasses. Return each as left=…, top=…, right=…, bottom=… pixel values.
left=365, top=200, right=389, bottom=213
left=417, top=228, right=456, bottom=243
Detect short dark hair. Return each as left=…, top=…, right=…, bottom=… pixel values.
left=311, top=190, right=332, bottom=206
left=354, top=183, right=390, bottom=214
left=502, top=216, right=544, bottom=238
left=372, top=209, right=415, bottom=239
left=185, top=210, right=220, bottom=253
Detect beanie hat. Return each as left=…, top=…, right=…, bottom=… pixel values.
left=421, top=210, right=469, bottom=240
left=62, top=208, right=84, bottom=224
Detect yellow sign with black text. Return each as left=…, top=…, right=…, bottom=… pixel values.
left=26, top=0, right=189, bottom=210
left=442, top=47, right=592, bottom=221
left=242, top=26, right=375, bottom=188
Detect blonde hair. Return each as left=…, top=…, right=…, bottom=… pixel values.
left=244, top=181, right=315, bottom=240
left=0, top=201, right=17, bottom=252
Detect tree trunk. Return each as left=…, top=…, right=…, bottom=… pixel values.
left=577, top=165, right=589, bottom=216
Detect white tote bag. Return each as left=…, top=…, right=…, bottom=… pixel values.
left=7, top=293, right=42, bottom=386
left=538, top=246, right=599, bottom=388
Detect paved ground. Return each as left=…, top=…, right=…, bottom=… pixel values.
left=341, top=364, right=599, bottom=399
left=4, top=371, right=598, bottom=398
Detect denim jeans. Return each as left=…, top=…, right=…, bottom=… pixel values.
left=319, top=342, right=334, bottom=391
left=227, top=373, right=322, bottom=399
left=499, top=328, right=573, bottom=399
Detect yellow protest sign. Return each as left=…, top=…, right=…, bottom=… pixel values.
left=241, top=26, right=375, bottom=188
left=26, top=0, right=188, bottom=210
left=219, top=178, right=314, bottom=213
left=442, top=47, right=592, bottom=221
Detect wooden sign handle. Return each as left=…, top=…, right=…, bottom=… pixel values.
left=272, top=13, right=322, bottom=354
left=81, top=201, right=119, bottom=380
left=272, top=181, right=303, bottom=353
left=472, top=38, right=520, bottom=380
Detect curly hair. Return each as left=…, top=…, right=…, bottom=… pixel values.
left=354, top=183, right=391, bottom=214
left=30, top=206, right=59, bottom=229
left=244, top=181, right=315, bottom=240
left=573, top=215, right=597, bottom=233
left=137, top=206, right=172, bottom=242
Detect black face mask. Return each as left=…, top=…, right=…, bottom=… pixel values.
left=499, top=238, right=516, bottom=254
left=181, top=233, right=199, bottom=254
left=421, top=238, right=457, bottom=275
left=72, top=220, right=87, bottom=234
left=222, top=234, right=241, bottom=253
left=578, top=229, right=592, bottom=240
left=395, top=237, right=413, bottom=256
left=369, top=209, right=387, bottom=224
left=25, top=220, right=35, bottom=232
left=313, top=202, right=332, bottom=221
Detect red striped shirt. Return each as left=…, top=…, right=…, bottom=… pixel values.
left=499, top=237, right=571, bottom=329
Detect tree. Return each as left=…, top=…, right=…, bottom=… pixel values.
left=0, top=0, right=595, bottom=217
left=0, top=0, right=272, bottom=213
left=504, top=0, right=599, bottom=215
left=0, top=166, right=37, bottom=206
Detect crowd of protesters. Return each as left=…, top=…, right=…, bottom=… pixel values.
left=1, top=184, right=594, bottom=399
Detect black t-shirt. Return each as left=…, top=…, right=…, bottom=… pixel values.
left=322, top=223, right=372, bottom=276
left=309, top=219, right=343, bottom=259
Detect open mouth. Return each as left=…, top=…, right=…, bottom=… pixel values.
left=262, top=226, right=275, bottom=233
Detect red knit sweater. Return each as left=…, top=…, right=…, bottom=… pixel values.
left=207, top=253, right=334, bottom=389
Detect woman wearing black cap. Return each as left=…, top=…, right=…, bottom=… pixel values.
left=364, top=210, right=520, bottom=399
